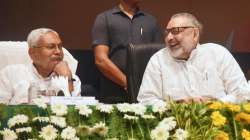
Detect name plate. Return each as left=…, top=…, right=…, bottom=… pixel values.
left=50, top=96, right=98, bottom=105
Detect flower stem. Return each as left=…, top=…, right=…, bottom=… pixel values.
left=46, top=108, right=50, bottom=116
left=137, top=121, right=144, bottom=139
left=232, top=112, right=238, bottom=139
left=104, top=113, right=106, bottom=124
left=79, top=114, right=81, bottom=125
left=146, top=124, right=151, bottom=137
left=130, top=122, right=134, bottom=139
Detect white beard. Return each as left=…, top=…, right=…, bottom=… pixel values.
left=169, top=47, right=185, bottom=59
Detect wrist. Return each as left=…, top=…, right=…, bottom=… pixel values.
left=68, top=77, right=76, bottom=82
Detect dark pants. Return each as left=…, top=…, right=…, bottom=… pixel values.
left=98, top=77, right=130, bottom=104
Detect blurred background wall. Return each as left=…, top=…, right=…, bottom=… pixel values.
left=0, top=0, right=250, bottom=50
left=1, top=0, right=250, bottom=89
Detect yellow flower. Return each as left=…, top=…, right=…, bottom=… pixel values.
left=208, top=101, right=223, bottom=110
left=215, top=131, right=229, bottom=140
left=235, top=112, right=250, bottom=124
left=211, top=111, right=226, bottom=127
left=243, top=103, right=250, bottom=113
left=242, top=129, right=250, bottom=140
left=223, top=103, right=241, bottom=112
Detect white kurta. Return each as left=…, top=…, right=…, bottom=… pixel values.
left=138, top=43, right=250, bottom=105
left=0, top=64, right=81, bottom=105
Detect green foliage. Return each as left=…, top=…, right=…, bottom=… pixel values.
left=169, top=101, right=217, bottom=139
left=1, top=102, right=250, bottom=139
left=65, top=106, right=79, bottom=126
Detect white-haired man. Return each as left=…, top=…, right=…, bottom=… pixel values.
left=0, top=28, right=81, bottom=105
left=138, top=13, right=250, bottom=105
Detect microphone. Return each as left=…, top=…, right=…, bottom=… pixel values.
left=57, top=90, right=65, bottom=96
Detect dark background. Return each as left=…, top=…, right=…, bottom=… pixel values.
left=1, top=0, right=250, bottom=50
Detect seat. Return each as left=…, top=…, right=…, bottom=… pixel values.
left=0, top=41, right=78, bottom=74
left=226, top=23, right=250, bottom=80
left=127, top=43, right=164, bottom=102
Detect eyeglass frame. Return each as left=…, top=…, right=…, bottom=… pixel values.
left=165, top=26, right=197, bottom=36
left=32, top=43, right=63, bottom=51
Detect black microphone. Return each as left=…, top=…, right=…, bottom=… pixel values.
left=57, top=90, right=65, bottom=96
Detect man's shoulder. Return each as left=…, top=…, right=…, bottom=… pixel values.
left=96, top=6, right=118, bottom=17
left=198, top=43, right=232, bottom=60
left=200, top=43, right=229, bottom=53
left=138, top=11, right=158, bottom=22
left=0, top=64, right=29, bottom=74
left=150, top=47, right=168, bottom=60
left=200, top=43, right=224, bottom=48
left=141, top=11, right=156, bottom=18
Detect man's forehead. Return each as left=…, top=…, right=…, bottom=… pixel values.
left=167, top=17, right=192, bottom=28
left=38, top=32, right=61, bottom=45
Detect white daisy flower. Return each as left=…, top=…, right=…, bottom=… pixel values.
left=141, top=114, right=156, bottom=119
left=15, top=127, right=32, bottom=133
left=32, top=98, right=47, bottom=109
left=96, top=103, right=114, bottom=114
left=130, top=104, right=146, bottom=115
left=124, top=114, right=139, bottom=121
left=50, top=116, right=67, bottom=128
left=92, top=122, right=108, bottom=136
left=158, top=117, right=176, bottom=131
left=105, top=138, right=119, bottom=140
left=71, top=137, right=80, bottom=140
left=51, top=103, right=68, bottom=116
left=39, top=125, right=58, bottom=140
left=75, top=105, right=92, bottom=117
left=77, top=125, right=92, bottom=135
left=7, top=114, right=29, bottom=128
left=174, top=128, right=188, bottom=140
left=150, top=126, right=169, bottom=140
left=152, top=102, right=169, bottom=114
left=117, top=103, right=146, bottom=115
left=61, top=126, right=76, bottom=140
left=116, top=103, right=132, bottom=113
left=0, top=128, right=18, bottom=140
left=32, top=116, right=50, bottom=123
left=128, top=138, right=137, bottom=140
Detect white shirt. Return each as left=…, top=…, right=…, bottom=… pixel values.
left=0, top=64, right=81, bottom=105
left=138, top=43, right=250, bottom=105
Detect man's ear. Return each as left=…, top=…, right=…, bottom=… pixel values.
left=193, top=28, right=200, bottom=42
left=28, top=48, right=35, bottom=60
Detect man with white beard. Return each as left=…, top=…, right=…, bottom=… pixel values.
left=137, top=13, right=250, bottom=105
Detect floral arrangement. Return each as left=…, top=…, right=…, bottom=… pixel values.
left=208, top=101, right=250, bottom=140
left=1, top=98, right=250, bottom=140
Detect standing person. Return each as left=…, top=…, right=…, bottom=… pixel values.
left=92, top=0, right=163, bottom=103
left=138, top=13, right=250, bottom=105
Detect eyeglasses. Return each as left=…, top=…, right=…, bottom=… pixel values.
left=34, top=43, right=63, bottom=51
left=165, top=26, right=195, bottom=35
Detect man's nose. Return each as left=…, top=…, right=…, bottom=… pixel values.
left=54, top=46, right=62, bottom=54
left=165, top=32, right=174, bottom=43
left=166, top=32, right=174, bottom=41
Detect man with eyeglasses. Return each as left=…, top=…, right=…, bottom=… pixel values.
left=0, top=28, right=81, bottom=105
left=137, top=13, right=250, bottom=105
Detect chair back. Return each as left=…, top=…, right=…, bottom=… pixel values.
left=127, top=43, right=164, bottom=102
left=0, top=41, right=78, bottom=74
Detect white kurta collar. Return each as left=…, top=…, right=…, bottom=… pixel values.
left=30, top=63, right=56, bottom=81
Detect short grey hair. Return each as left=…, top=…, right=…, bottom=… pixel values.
left=171, top=12, right=203, bottom=34
left=27, top=28, right=58, bottom=48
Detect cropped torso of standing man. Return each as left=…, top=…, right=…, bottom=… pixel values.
left=92, top=0, right=163, bottom=103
